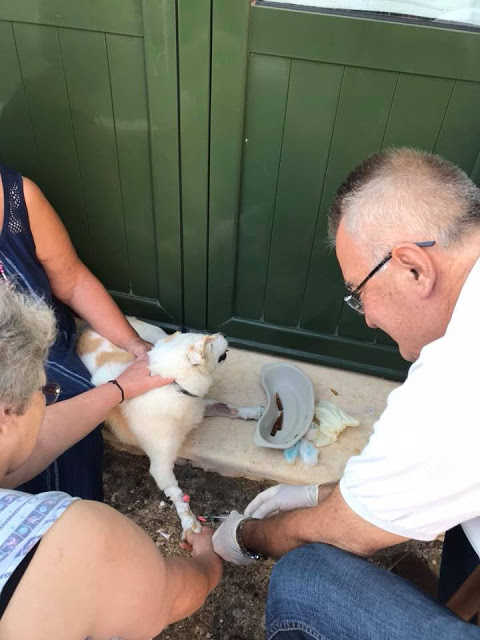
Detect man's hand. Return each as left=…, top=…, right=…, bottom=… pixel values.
left=245, top=484, right=319, bottom=519
left=122, top=336, right=154, bottom=359
left=115, top=355, right=173, bottom=399
left=212, top=511, right=254, bottom=565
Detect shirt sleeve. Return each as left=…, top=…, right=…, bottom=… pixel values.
left=340, top=346, right=480, bottom=541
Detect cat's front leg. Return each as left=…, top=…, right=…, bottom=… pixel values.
left=164, top=485, right=202, bottom=535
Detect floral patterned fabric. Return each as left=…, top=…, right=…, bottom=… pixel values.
left=0, top=489, right=78, bottom=591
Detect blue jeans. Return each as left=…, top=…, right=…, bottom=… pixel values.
left=266, top=542, right=480, bottom=640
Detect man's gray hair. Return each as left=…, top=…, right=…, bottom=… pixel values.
left=328, top=148, right=480, bottom=262
left=0, top=281, right=56, bottom=414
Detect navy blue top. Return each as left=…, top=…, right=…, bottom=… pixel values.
left=0, top=164, right=93, bottom=399
left=0, top=164, right=103, bottom=499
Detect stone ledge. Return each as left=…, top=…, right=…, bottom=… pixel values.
left=104, top=346, right=399, bottom=485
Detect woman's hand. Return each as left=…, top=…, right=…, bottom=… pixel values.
left=181, top=527, right=217, bottom=557
left=115, top=355, right=173, bottom=400
left=180, top=527, right=223, bottom=591
left=122, top=336, right=154, bottom=359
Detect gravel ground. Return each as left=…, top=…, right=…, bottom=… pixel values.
left=103, top=442, right=443, bottom=640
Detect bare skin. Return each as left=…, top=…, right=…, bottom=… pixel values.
left=242, top=485, right=407, bottom=559
left=0, top=501, right=222, bottom=640
left=0, top=174, right=174, bottom=486
left=20, top=178, right=150, bottom=357
left=3, top=358, right=173, bottom=488
left=336, top=221, right=478, bottom=362
left=0, top=391, right=221, bottom=638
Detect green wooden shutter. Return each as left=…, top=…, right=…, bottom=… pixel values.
left=0, top=0, right=183, bottom=327
left=208, top=2, right=480, bottom=380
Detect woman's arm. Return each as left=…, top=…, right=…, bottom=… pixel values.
left=3, top=357, right=173, bottom=488
left=0, top=500, right=223, bottom=639
left=23, top=177, right=149, bottom=355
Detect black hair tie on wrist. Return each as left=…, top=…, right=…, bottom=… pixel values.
left=108, top=379, right=125, bottom=403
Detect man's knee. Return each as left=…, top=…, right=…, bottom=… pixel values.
left=267, top=544, right=346, bottom=639
left=270, top=543, right=343, bottom=597
left=269, top=545, right=344, bottom=610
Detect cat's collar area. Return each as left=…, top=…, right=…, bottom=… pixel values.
left=173, top=381, right=198, bottom=398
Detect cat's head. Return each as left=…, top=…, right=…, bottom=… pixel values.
left=148, top=331, right=228, bottom=396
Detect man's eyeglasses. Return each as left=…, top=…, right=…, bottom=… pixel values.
left=41, top=382, right=61, bottom=405
left=344, top=241, right=436, bottom=315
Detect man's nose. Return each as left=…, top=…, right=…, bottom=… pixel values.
left=365, top=314, right=378, bottom=330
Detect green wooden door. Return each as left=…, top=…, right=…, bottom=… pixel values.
left=208, top=1, right=480, bottom=380
left=0, top=0, right=183, bottom=328
left=2, top=1, right=480, bottom=381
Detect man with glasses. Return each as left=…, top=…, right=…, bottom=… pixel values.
left=213, top=148, right=480, bottom=639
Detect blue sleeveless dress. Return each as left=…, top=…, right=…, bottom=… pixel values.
left=0, top=163, right=103, bottom=500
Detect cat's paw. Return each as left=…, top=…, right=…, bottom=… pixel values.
left=181, top=517, right=203, bottom=538
left=237, top=405, right=265, bottom=421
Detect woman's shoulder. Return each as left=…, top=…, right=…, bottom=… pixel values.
left=0, top=499, right=170, bottom=638
left=0, top=489, right=78, bottom=524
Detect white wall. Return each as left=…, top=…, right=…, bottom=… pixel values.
left=263, top=1, right=480, bottom=26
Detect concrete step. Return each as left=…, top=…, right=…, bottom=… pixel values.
left=106, top=346, right=399, bottom=486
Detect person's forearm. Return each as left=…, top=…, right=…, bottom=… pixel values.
left=3, top=383, right=121, bottom=488
left=240, top=484, right=333, bottom=559
left=166, top=553, right=223, bottom=624
left=242, top=486, right=407, bottom=559
left=242, top=508, right=321, bottom=560
left=57, top=266, right=139, bottom=348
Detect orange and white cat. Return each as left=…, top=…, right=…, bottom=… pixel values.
left=77, top=318, right=263, bottom=533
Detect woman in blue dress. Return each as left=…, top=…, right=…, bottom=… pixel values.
left=0, top=163, right=153, bottom=500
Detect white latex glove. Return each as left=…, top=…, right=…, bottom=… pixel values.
left=245, top=484, right=319, bottom=519
left=212, top=511, right=254, bottom=566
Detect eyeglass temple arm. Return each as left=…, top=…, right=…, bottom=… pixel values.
left=352, top=253, right=392, bottom=294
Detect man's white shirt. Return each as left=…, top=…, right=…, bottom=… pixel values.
left=340, top=258, right=480, bottom=557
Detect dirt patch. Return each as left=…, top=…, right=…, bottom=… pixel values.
left=103, top=443, right=443, bottom=640
left=103, top=443, right=274, bottom=639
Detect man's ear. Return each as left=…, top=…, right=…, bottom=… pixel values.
left=391, top=243, right=436, bottom=299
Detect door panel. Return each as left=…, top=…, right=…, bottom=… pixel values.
left=235, top=53, right=291, bottom=320
left=262, top=60, right=344, bottom=328
left=208, top=2, right=480, bottom=380
left=0, top=1, right=182, bottom=326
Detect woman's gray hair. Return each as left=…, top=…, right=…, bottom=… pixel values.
left=0, top=281, right=56, bottom=414
left=328, top=148, right=480, bottom=264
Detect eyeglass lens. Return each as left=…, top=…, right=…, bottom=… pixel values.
left=41, top=382, right=61, bottom=405
left=345, top=294, right=364, bottom=315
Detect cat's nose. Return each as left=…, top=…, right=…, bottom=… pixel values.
left=218, top=351, right=228, bottom=363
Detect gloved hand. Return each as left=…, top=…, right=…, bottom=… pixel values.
left=212, top=511, right=254, bottom=565
left=245, top=484, right=319, bottom=519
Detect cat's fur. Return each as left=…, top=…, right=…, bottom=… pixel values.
left=77, top=318, right=262, bottom=532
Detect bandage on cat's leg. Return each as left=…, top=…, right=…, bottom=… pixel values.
left=165, top=485, right=202, bottom=534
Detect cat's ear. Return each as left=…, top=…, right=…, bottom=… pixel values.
left=200, top=334, right=216, bottom=353
left=187, top=334, right=215, bottom=365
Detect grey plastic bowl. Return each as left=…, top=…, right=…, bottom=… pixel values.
left=254, top=362, right=315, bottom=450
